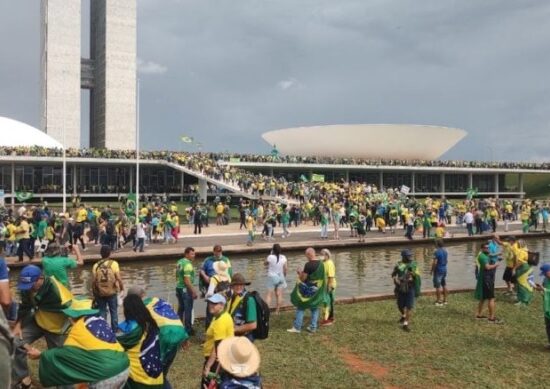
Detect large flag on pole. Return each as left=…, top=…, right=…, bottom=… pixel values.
left=15, top=191, right=33, bottom=202
left=181, top=136, right=194, bottom=143
left=466, top=187, right=478, bottom=200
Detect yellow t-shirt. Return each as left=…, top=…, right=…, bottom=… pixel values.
left=203, top=311, right=234, bottom=357
left=76, top=208, right=88, bottom=223
left=435, top=227, right=445, bottom=238
left=216, top=204, right=224, bottom=214
left=15, top=220, right=30, bottom=240
left=324, top=259, right=337, bottom=289
left=516, top=248, right=528, bottom=265
left=501, top=242, right=517, bottom=268
left=92, top=259, right=120, bottom=275
left=7, top=224, right=16, bottom=241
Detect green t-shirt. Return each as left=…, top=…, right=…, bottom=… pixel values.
left=42, top=256, right=77, bottom=289
left=36, top=220, right=48, bottom=238
left=176, top=258, right=195, bottom=289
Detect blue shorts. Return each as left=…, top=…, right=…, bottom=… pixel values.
left=267, top=274, right=287, bottom=290
left=433, top=272, right=447, bottom=288
left=397, top=288, right=415, bottom=310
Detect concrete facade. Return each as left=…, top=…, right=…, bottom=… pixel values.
left=40, top=0, right=81, bottom=148
left=41, top=0, right=136, bottom=150
left=89, top=0, right=136, bottom=149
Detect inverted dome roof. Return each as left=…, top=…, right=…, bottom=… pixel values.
left=262, top=124, right=466, bottom=160
left=0, top=117, right=63, bottom=149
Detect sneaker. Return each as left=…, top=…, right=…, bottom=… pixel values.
left=402, top=324, right=411, bottom=332
left=286, top=327, right=301, bottom=333
left=443, top=301, right=448, bottom=305
left=488, top=318, right=504, bottom=325
left=306, top=326, right=316, bottom=333
left=434, top=301, right=444, bottom=307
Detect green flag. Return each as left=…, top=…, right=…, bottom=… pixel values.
left=15, top=191, right=33, bottom=202
left=311, top=174, right=325, bottom=183
left=466, top=187, right=478, bottom=200
left=299, top=174, right=309, bottom=182
left=181, top=136, right=194, bottom=143
left=126, top=192, right=136, bottom=215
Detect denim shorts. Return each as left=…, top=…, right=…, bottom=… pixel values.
left=267, top=274, right=287, bottom=290
left=433, top=272, right=447, bottom=288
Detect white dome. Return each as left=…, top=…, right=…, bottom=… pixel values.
left=262, top=124, right=466, bottom=160
left=0, top=117, right=63, bottom=148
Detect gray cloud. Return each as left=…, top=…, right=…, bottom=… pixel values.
left=1, top=0, right=549, bottom=161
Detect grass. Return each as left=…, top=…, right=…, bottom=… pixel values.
left=25, top=292, right=550, bottom=388
left=166, top=291, right=550, bottom=389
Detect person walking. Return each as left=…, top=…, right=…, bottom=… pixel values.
left=264, top=244, right=288, bottom=314
left=287, top=248, right=326, bottom=334
left=474, top=243, right=502, bottom=324
left=176, top=247, right=198, bottom=336
left=133, top=217, right=147, bottom=252
left=320, top=248, right=336, bottom=326
left=193, top=205, right=202, bottom=235
left=392, top=249, right=420, bottom=332
left=92, top=245, right=124, bottom=331
left=431, top=240, right=448, bottom=306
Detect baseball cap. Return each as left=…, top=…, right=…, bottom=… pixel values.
left=540, top=263, right=550, bottom=276
left=17, top=265, right=42, bottom=291
left=401, top=249, right=413, bottom=259
left=207, top=293, right=227, bottom=305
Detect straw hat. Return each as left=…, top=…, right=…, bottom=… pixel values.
left=213, top=261, right=230, bottom=281
left=217, top=336, right=260, bottom=378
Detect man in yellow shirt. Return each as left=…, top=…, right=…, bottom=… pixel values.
left=92, top=246, right=124, bottom=331
left=202, top=294, right=234, bottom=386
left=320, top=249, right=337, bottom=326
left=216, top=202, right=225, bottom=225
left=16, top=215, right=33, bottom=262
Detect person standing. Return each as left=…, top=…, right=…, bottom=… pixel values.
left=202, top=294, right=234, bottom=387
left=431, top=240, right=448, bottom=306
left=320, top=207, right=329, bottom=240
left=0, top=252, right=13, bottom=389
left=496, top=235, right=518, bottom=295
left=246, top=213, right=255, bottom=246
left=92, top=245, right=124, bottom=331
left=281, top=205, right=291, bottom=238
left=392, top=249, right=420, bottom=332
left=133, top=217, right=147, bottom=252
left=176, top=247, right=198, bottom=336
left=40, top=243, right=84, bottom=290
left=193, top=204, right=202, bottom=235
left=535, top=263, right=550, bottom=349
left=227, top=274, right=258, bottom=342
left=320, top=248, right=337, bottom=326
left=264, top=244, right=288, bottom=314
left=16, top=215, right=33, bottom=262
left=474, top=243, right=502, bottom=324
left=287, top=248, right=326, bottom=334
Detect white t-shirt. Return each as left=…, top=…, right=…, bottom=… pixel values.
left=136, top=223, right=146, bottom=239
left=266, top=254, right=287, bottom=277
left=464, top=212, right=474, bottom=224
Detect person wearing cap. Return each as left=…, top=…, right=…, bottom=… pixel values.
left=205, top=260, right=232, bottom=329
left=391, top=249, right=420, bottom=332
left=25, top=297, right=130, bottom=388
left=117, top=294, right=164, bottom=388
left=203, top=293, right=234, bottom=386
left=288, top=248, right=326, bottom=334
left=40, top=242, right=84, bottom=290
left=227, top=274, right=258, bottom=342
left=535, top=263, right=550, bottom=349
left=474, top=243, right=502, bottom=324
left=12, top=265, right=73, bottom=388
left=127, top=285, right=189, bottom=389
left=320, top=248, right=337, bottom=326
left=176, top=247, right=198, bottom=336
left=217, top=336, right=262, bottom=388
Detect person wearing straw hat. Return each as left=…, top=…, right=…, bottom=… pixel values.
left=227, top=274, right=258, bottom=342
left=205, top=260, right=232, bottom=329
left=26, top=297, right=130, bottom=388
left=217, top=336, right=262, bottom=388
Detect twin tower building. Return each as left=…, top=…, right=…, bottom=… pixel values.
left=41, top=0, right=136, bottom=149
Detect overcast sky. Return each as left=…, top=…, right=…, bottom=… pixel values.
left=1, top=0, right=549, bottom=161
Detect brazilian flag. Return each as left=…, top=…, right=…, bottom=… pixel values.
left=39, top=316, right=129, bottom=387
left=291, top=261, right=327, bottom=309
left=15, top=191, right=33, bottom=202
left=126, top=192, right=137, bottom=216
left=515, top=263, right=534, bottom=304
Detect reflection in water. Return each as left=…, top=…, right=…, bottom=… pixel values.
left=9, top=238, right=550, bottom=312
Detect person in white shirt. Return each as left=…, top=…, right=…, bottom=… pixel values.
left=264, top=243, right=288, bottom=314
left=464, top=210, right=474, bottom=236
left=133, top=220, right=147, bottom=252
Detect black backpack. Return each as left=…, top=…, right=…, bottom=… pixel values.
left=242, top=291, right=270, bottom=340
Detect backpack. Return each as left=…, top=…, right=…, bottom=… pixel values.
left=242, top=291, right=270, bottom=340
left=94, top=260, right=118, bottom=297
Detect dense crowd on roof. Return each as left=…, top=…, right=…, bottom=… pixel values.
left=0, top=146, right=549, bottom=170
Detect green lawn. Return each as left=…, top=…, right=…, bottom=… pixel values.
left=169, top=292, right=549, bottom=389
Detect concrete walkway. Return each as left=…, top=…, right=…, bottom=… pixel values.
left=7, top=220, right=548, bottom=268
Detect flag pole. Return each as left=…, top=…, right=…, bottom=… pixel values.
left=62, top=70, right=67, bottom=214
left=135, top=78, right=140, bottom=220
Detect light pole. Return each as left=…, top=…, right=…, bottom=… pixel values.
left=62, top=70, right=67, bottom=214
left=135, top=78, right=140, bottom=220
